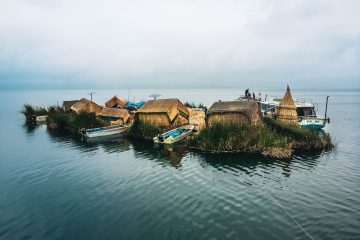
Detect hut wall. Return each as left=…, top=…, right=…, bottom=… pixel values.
left=137, top=113, right=170, bottom=126
left=173, top=114, right=189, bottom=126
left=99, top=118, right=125, bottom=126
left=99, top=116, right=125, bottom=125
left=168, top=105, right=178, bottom=122
left=207, top=113, right=250, bottom=127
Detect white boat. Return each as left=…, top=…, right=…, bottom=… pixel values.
left=81, top=124, right=131, bottom=139
left=35, top=115, right=47, bottom=123
left=153, top=125, right=195, bottom=144
left=258, top=96, right=330, bottom=129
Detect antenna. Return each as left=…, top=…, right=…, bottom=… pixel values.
left=325, top=96, right=329, bottom=120
left=88, top=92, right=95, bottom=102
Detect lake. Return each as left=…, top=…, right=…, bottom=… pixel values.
left=0, top=89, right=359, bottom=240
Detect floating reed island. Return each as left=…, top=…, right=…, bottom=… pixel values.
left=21, top=86, right=333, bottom=159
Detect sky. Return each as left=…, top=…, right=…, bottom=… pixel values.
left=0, top=0, right=359, bottom=89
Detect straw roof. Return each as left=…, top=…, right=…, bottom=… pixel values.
left=105, top=95, right=126, bottom=108
left=62, top=100, right=78, bottom=112
left=207, top=101, right=261, bottom=122
left=70, top=98, right=103, bottom=114
left=275, top=85, right=298, bottom=125
left=206, top=101, right=261, bottom=126
left=137, top=98, right=189, bottom=121
left=98, top=107, right=130, bottom=122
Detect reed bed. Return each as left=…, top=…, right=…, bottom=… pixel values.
left=21, top=104, right=49, bottom=121
left=189, top=123, right=292, bottom=158
left=184, top=102, right=205, bottom=109
left=47, top=106, right=103, bottom=134
left=128, top=120, right=162, bottom=140
left=263, top=117, right=333, bottom=150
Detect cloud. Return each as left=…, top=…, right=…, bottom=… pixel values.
left=0, top=0, right=359, bottom=89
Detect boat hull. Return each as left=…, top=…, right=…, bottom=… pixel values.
left=299, top=118, right=327, bottom=129
left=153, top=125, right=194, bottom=144
left=83, top=124, right=131, bottom=139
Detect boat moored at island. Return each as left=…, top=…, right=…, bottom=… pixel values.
left=81, top=124, right=132, bottom=139
left=258, top=96, right=330, bottom=129
left=153, top=125, right=195, bottom=144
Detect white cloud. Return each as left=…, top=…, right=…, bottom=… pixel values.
left=0, top=0, right=359, bottom=88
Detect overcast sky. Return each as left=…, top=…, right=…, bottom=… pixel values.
left=0, top=0, right=359, bottom=89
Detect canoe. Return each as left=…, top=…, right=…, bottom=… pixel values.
left=81, top=124, right=131, bottom=139
left=153, top=125, right=195, bottom=144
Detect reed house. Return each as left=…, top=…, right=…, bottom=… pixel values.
left=70, top=98, right=103, bottom=114
left=206, top=101, right=261, bottom=126
left=97, top=107, right=130, bottom=125
left=105, top=95, right=127, bottom=108
left=136, top=99, right=190, bottom=127
left=62, top=100, right=79, bottom=112
left=275, top=85, right=299, bottom=125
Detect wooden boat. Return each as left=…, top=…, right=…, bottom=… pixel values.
left=153, top=125, right=195, bottom=144
left=81, top=124, right=131, bottom=139
left=35, top=115, right=47, bottom=123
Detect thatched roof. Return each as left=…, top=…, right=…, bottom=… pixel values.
left=276, top=85, right=298, bottom=125
left=62, top=100, right=78, bottom=111
left=137, top=98, right=189, bottom=121
left=207, top=100, right=261, bottom=122
left=70, top=98, right=103, bottom=114
left=105, top=95, right=126, bottom=108
left=98, top=107, right=130, bottom=122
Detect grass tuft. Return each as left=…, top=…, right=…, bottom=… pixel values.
left=189, top=123, right=292, bottom=158
left=263, top=117, right=333, bottom=150
left=128, top=120, right=162, bottom=140
left=21, top=104, right=49, bottom=121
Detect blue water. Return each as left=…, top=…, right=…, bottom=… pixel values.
left=0, top=89, right=359, bottom=239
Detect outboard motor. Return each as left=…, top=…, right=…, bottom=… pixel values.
left=80, top=128, right=87, bottom=141
left=31, top=115, right=37, bottom=125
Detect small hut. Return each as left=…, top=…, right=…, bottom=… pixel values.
left=105, top=95, right=126, bottom=108
left=136, top=99, right=189, bottom=127
left=62, top=100, right=79, bottom=112
left=70, top=98, right=103, bottom=114
left=275, top=85, right=298, bottom=125
left=97, top=107, right=130, bottom=125
left=206, top=101, right=261, bottom=126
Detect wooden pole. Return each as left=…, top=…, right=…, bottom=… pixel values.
left=325, top=96, right=329, bottom=120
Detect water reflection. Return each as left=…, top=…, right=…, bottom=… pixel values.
left=22, top=123, right=37, bottom=134
left=132, top=140, right=187, bottom=167
left=191, top=150, right=324, bottom=178
left=31, top=127, right=326, bottom=174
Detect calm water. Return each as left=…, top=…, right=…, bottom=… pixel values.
left=0, top=89, right=359, bottom=240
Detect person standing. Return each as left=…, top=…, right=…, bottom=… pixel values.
left=245, top=89, right=249, bottom=98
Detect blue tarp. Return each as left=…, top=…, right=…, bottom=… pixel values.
left=126, top=101, right=145, bottom=109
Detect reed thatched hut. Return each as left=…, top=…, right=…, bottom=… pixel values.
left=105, top=95, right=126, bottom=108
left=70, top=98, right=103, bottom=114
left=62, top=100, right=79, bottom=112
left=136, top=99, right=189, bottom=127
left=206, top=101, right=261, bottom=126
left=97, top=107, right=130, bottom=125
left=275, top=85, right=298, bottom=125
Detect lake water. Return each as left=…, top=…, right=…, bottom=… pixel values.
left=0, top=89, right=359, bottom=240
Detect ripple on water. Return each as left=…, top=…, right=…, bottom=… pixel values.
left=2, top=89, right=360, bottom=239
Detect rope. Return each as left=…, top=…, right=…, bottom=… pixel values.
left=249, top=179, right=314, bottom=240
left=265, top=189, right=314, bottom=240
